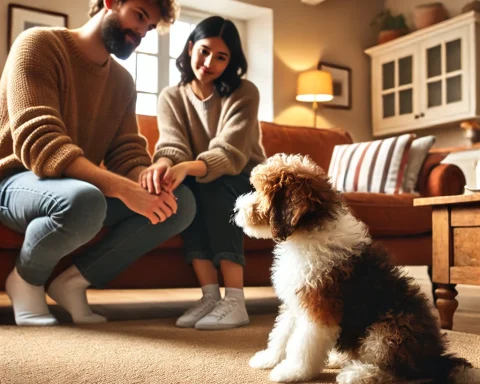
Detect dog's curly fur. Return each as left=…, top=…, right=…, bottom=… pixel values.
left=234, top=154, right=473, bottom=383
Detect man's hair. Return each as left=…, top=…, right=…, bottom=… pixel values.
left=88, top=0, right=179, bottom=33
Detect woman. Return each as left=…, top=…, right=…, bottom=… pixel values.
left=140, top=16, right=266, bottom=330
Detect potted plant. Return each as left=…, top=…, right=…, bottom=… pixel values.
left=371, top=9, right=410, bottom=44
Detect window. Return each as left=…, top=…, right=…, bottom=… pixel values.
left=114, top=14, right=201, bottom=116
left=168, top=19, right=197, bottom=86
left=114, top=30, right=159, bottom=116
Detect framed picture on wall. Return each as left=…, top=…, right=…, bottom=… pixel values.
left=317, top=62, right=352, bottom=109
left=8, top=4, right=68, bottom=51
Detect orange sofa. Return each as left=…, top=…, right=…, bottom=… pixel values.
left=0, top=116, right=465, bottom=290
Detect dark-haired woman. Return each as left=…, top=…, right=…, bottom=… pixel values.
left=140, top=16, right=265, bottom=330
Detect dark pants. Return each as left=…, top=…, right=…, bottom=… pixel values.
left=181, top=174, right=252, bottom=268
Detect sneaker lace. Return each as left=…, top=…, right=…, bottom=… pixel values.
left=208, top=297, right=238, bottom=320
left=185, top=295, right=216, bottom=316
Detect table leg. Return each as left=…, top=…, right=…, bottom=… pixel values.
left=435, top=283, right=458, bottom=330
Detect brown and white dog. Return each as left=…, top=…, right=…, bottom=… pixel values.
left=234, top=154, right=476, bottom=383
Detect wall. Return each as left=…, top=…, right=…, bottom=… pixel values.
left=0, top=0, right=88, bottom=70
left=239, top=0, right=384, bottom=142
left=386, top=0, right=471, bottom=29
left=1, top=0, right=383, bottom=142
left=246, top=12, right=274, bottom=123
left=385, top=0, right=473, bottom=147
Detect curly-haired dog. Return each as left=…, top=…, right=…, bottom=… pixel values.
left=234, top=154, right=477, bottom=383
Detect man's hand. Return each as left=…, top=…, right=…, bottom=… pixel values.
left=139, top=158, right=173, bottom=194
left=63, top=157, right=177, bottom=224
left=163, top=163, right=189, bottom=191
left=119, top=181, right=178, bottom=225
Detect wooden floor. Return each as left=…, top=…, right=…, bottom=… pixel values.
left=1, top=267, right=479, bottom=334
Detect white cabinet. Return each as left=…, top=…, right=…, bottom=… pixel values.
left=365, top=12, right=479, bottom=137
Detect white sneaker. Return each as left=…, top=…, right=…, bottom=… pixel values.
left=176, top=294, right=218, bottom=328
left=195, top=296, right=250, bottom=330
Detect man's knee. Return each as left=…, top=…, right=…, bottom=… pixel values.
left=60, top=182, right=107, bottom=236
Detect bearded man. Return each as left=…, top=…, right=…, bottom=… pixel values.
left=0, top=0, right=195, bottom=326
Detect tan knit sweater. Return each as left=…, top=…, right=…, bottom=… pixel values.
left=154, top=80, right=266, bottom=183
left=0, top=28, right=151, bottom=180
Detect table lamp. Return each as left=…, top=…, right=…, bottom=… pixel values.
left=296, top=70, right=333, bottom=128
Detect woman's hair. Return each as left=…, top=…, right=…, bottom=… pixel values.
left=88, top=0, right=179, bottom=34
left=176, top=16, right=248, bottom=97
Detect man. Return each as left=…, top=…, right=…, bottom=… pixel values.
left=0, top=0, right=195, bottom=326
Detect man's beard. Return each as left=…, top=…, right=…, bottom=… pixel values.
left=100, top=14, right=138, bottom=60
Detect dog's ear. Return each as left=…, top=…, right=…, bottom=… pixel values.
left=268, top=179, right=311, bottom=242
left=268, top=173, right=342, bottom=241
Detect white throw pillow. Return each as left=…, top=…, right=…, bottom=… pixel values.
left=402, top=135, right=436, bottom=193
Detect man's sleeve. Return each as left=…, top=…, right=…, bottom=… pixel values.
left=7, top=30, right=83, bottom=178
left=103, top=90, right=152, bottom=176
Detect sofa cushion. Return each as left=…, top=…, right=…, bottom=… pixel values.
left=0, top=222, right=273, bottom=253
left=244, top=237, right=275, bottom=250
left=0, top=224, right=184, bottom=251
left=342, top=192, right=432, bottom=237
left=0, top=225, right=23, bottom=250
left=328, top=134, right=415, bottom=194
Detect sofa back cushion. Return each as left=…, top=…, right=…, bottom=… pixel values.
left=137, top=114, right=159, bottom=156
left=137, top=115, right=353, bottom=172
left=259, top=122, right=353, bottom=171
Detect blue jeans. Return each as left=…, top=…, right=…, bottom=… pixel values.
left=181, top=174, right=253, bottom=268
left=0, top=171, right=196, bottom=288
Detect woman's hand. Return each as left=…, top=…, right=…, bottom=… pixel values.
left=139, top=158, right=173, bottom=194
left=163, top=163, right=189, bottom=190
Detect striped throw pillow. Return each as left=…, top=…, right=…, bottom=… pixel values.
left=327, top=134, right=415, bottom=194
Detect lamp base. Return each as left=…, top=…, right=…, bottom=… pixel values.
left=312, top=100, right=318, bottom=128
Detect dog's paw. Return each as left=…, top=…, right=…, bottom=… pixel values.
left=249, top=349, right=283, bottom=370
left=326, top=349, right=349, bottom=369
left=269, top=360, right=317, bottom=382
left=336, top=362, right=388, bottom=384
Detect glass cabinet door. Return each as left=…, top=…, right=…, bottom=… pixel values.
left=375, top=48, right=417, bottom=132
left=420, top=26, right=469, bottom=120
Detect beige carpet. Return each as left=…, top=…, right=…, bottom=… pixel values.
left=1, top=314, right=479, bottom=384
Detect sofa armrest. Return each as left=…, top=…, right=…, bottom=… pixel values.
left=420, top=163, right=465, bottom=197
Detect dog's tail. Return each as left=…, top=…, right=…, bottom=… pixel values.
left=431, top=354, right=476, bottom=383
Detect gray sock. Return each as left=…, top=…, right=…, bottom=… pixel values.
left=225, top=287, right=245, bottom=302
left=201, top=284, right=221, bottom=301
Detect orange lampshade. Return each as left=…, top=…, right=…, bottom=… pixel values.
left=296, top=70, right=333, bottom=103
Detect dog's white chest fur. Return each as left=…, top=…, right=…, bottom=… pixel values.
left=270, top=212, right=371, bottom=311
left=271, top=243, right=311, bottom=309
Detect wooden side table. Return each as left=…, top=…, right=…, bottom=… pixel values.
left=414, top=194, right=480, bottom=329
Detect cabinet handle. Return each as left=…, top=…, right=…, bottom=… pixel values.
left=414, top=114, right=419, bottom=119
left=419, top=112, right=425, bottom=118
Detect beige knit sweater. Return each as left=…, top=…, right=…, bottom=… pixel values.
left=154, top=80, right=266, bottom=183
left=0, top=28, right=151, bottom=180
